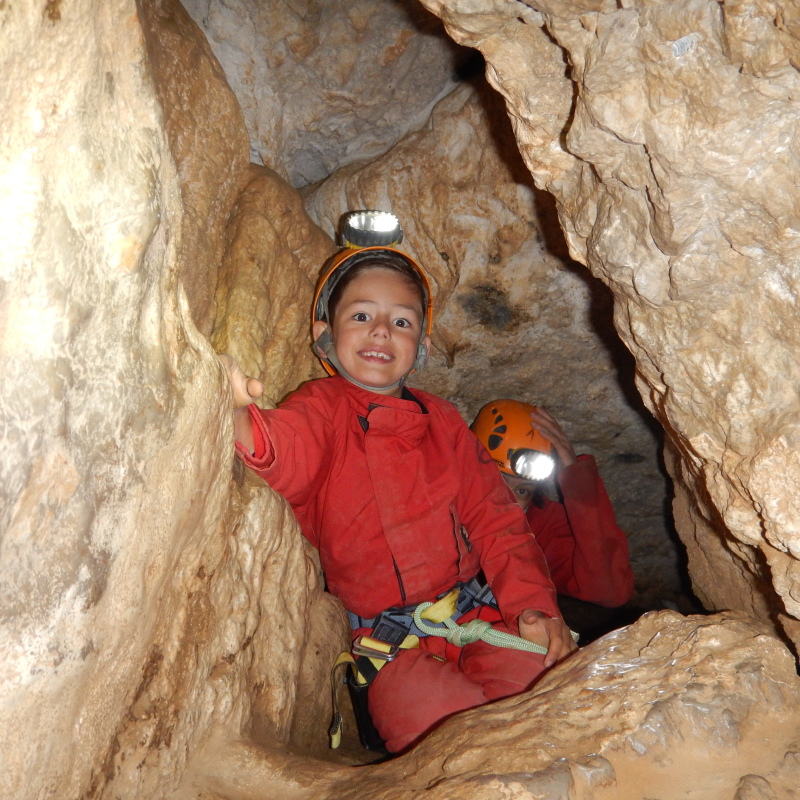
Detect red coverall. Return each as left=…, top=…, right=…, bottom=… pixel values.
left=237, top=376, right=561, bottom=752
left=529, top=455, right=634, bottom=608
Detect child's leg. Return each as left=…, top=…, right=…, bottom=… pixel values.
left=367, top=647, right=488, bottom=753
left=458, top=607, right=549, bottom=700
left=365, top=607, right=549, bottom=753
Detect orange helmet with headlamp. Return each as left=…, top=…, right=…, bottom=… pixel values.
left=471, top=399, right=556, bottom=481
left=312, top=211, right=433, bottom=392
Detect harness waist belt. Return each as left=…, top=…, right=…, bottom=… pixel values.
left=347, top=577, right=498, bottom=645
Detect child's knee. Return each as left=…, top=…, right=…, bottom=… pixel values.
left=368, top=649, right=486, bottom=752
left=460, top=638, right=548, bottom=700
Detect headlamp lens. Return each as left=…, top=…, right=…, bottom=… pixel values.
left=510, top=449, right=555, bottom=481
left=342, top=211, right=403, bottom=247
left=353, top=211, right=397, bottom=232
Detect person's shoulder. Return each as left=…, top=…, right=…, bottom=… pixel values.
left=279, top=376, right=345, bottom=411
left=408, top=388, right=466, bottom=426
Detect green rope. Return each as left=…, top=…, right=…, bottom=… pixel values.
left=412, top=603, right=579, bottom=654
left=412, top=603, right=550, bottom=654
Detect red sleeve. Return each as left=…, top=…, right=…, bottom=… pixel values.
left=452, top=414, right=561, bottom=628
left=527, top=455, right=634, bottom=607
left=234, top=387, right=335, bottom=547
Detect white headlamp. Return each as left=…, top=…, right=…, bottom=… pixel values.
left=510, top=449, right=556, bottom=481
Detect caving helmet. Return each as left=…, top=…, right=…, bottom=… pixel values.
left=312, top=211, right=433, bottom=392
left=471, top=399, right=556, bottom=481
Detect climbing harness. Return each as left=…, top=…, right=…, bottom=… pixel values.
left=328, top=579, right=492, bottom=751
left=328, top=579, right=578, bottom=749
left=328, top=637, right=419, bottom=752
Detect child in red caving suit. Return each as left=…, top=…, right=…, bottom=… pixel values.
left=219, top=217, right=577, bottom=753
left=472, top=400, right=634, bottom=624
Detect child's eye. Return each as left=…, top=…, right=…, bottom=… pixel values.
left=353, top=313, right=370, bottom=322
left=394, top=318, right=411, bottom=328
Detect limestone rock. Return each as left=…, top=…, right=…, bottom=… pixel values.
left=417, top=0, right=800, bottom=644
left=304, top=79, right=681, bottom=603
left=7, top=0, right=800, bottom=797
left=211, top=164, right=333, bottom=405
left=191, top=612, right=800, bottom=799
left=138, top=0, right=251, bottom=334
left=0, top=2, right=192, bottom=796
left=179, top=0, right=474, bottom=186
left=0, top=2, right=342, bottom=798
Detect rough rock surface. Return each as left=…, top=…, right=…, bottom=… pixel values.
left=6, top=0, right=800, bottom=797
left=138, top=0, right=251, bottom=334
left=211, top=164, right=333, bottom=405
left=188, top=612, right=800, bottom=799
left=304, top=79, right=681, bottom=604
left=0, top=2, right=345, bottom=798
left=180, top=0, right=474, bottom=186
left=418, top=0, right=800, bottom=646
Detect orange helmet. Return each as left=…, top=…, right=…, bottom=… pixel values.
left=312, top=211, right=433, bottom=391
left=471, top=399, right=555, bottom=480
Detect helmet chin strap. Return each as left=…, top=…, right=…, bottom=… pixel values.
left=314, top=328, right=427, bottom=393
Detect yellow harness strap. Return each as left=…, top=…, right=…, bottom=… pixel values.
left=419, top=587, right=460, bottom=623
left=329, top=634, right=419, bottom=749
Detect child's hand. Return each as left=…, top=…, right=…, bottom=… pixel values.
left=518, top=609, right=578, bottom=668
left=528, top=408, right=577, bottom=468
left=218, top=354, right=262, bottom=454
left=218, top=353, right=263, bottom=409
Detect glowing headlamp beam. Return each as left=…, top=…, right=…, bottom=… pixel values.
left=342, top=211, right=403, bottom=248
left=350, top=211, right=398, bottom=232
left=510, top=449, right=555, bottom=481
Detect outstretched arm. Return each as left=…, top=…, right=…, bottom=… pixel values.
left=218, top=354, right=263, bottom=453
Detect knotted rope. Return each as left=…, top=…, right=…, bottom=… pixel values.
left=412, top=589, right=572, bottom=655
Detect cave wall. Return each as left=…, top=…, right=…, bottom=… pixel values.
left=138, top=0, right=251, bottom=335
left=418, top=0, right=800, bottom=646
left=0, top=2, right=346, bottom=797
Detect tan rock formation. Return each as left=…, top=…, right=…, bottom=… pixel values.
left=417, top=0, right=800, bottom=646
left=138, top=0, right=251, bottom=334
left=188, top=612, right=800, bottom=799
left=179, top=0, right=473, bottom=186
left=211, top=164, right=332, bottom=406
left=304, top=79, right=681, bottom=604
left=0, top=1, right=343, bottom=797
left=5, top=0, right=800, bottom=796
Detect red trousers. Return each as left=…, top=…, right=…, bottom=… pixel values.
left=362, top=606, right=548, bottom=753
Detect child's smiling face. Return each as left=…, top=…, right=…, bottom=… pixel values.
left=313, top=267, right=430, bottom=397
